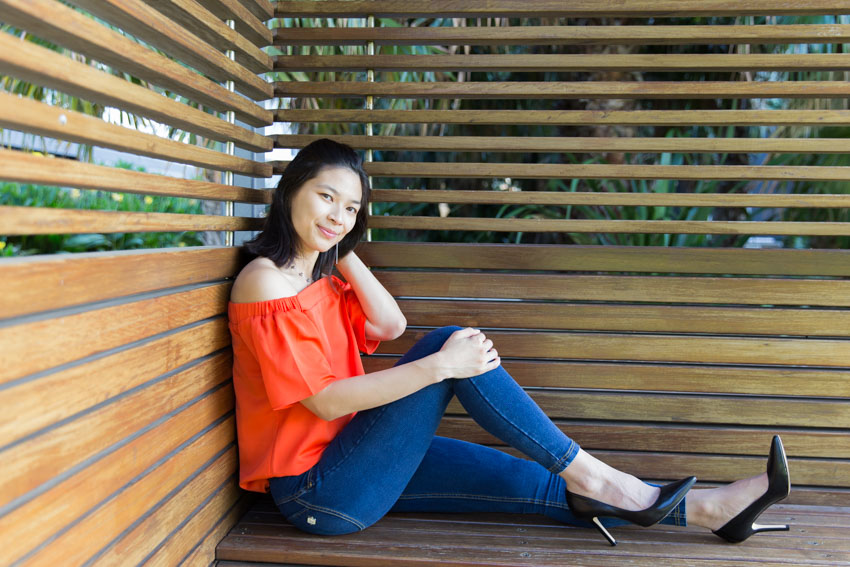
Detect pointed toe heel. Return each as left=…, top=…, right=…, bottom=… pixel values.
left=713, top=435, right=791, bottom=544
left=567, top=476, right=696, bottom=546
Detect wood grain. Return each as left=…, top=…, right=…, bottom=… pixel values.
left=363, top=357, right=850, bottom=398
left=0, top=389, right=234, bottom=566
left=275, top=24, right=850, bottom=46
left=0, top=0, right=271, bottom=127
left=275, top=81, right=850, bottom=100
left=0, top=353, right=232, bottom=510
left=368, top=216, right=850, bottom=236
left=1, top=206, right=263, bottom=235
left=0, top=149, right=271, bottom=205
left=70, top=0, right=272, bottom=100
left=204, top=0, right=273, bottom=48
left=373, top=271, right=850, bottom=306
left=383, top=329, right=850, bottom=367
left=0, top=93, right=271, bottom=175
left=139, top=0, right=272, bottom=73
left=0, top=318, right=230, bottom=448
left=274, top=53, right=850, bottom=73
left=359, top=241, right=850, bottom=276
left=370, top=189, right=850, bottom=209
left=0, top=246, right=239, bottom=318
left=276, top=133, right=850, bottom=155
left=273, top=0, right=850, bottom=18
left=0, top=32, right=270, bottom=152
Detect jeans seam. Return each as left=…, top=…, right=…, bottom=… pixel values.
left=467, top=377, right=576, bottom=474
left=295, top=498, right=367, bottom=531
left=396, top=492, right=571, bottom=510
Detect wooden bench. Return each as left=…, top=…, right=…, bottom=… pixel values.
left=217, top=241, right=850, bottom=566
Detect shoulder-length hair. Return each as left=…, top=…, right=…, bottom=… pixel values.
left=244, top=138, right=371, bottom=281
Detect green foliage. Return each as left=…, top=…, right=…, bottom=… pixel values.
left=1, top=161, right=205, bottom=256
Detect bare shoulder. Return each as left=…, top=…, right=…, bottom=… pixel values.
left=230, top=257, right=299, bottom=303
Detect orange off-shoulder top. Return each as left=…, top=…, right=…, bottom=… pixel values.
left=227, top=276, right=380, bottom=493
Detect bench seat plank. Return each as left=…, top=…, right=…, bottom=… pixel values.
left=216, top=498, right=850, bottom=566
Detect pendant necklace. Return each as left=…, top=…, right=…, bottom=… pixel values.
left=285, top=261, right=312, bottom=284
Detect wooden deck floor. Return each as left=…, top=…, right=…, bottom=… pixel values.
left=216, top=496, right=850, bottom=566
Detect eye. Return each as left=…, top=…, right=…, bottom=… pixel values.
left=320, top=193, right=332, bottom=201
left=347, top=206, right=358, bottom=214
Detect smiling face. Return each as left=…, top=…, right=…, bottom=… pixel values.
left=289, top=166, right=363, bottom=256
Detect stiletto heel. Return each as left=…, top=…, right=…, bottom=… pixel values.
left=590, top=516, right=617, bottom=546
left=566, top=476, right=696, bottom=546
left=713, top=435, right=791, bottom=544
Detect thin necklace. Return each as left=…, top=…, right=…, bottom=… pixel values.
left=285, top=260, right=313, bottom=284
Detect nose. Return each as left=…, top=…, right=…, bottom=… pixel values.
left=328, top=205, right=342, bottom=225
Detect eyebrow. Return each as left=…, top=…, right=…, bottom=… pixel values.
left=318, top=184, right=361, bottom=206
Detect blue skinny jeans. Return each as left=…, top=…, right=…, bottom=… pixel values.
left=269, top=326, right=687, bottom=535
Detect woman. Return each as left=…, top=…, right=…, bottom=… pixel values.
left=228, top=139, right=790, bottom=545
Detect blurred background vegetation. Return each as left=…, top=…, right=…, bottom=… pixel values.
left=271, top=14, right=850, bottom=249
left=3, top=13, right=848, bottom=255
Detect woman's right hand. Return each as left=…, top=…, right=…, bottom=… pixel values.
left=435, top=327, right=501, bottom=380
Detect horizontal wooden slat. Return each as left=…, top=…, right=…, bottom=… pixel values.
left=274, top=24, right=850, bottom=46
left=93, top=455, right=237, bottom=567
left=436, top=418, right=850, bottom=459
left=0, top=388, right=234, bottom=566
left=141, top=0, right=272, bottom=73
left=0, top=33, right=271, bottom=153
left=0, top=318, right=230, bottom=449
left=363, top=357, right=850, bottom=398
left=357, top=162, right=850, bottom=182
left=383, top=329, right=850, bottom=367
left=1, top=206, right=263, bottom=235
left=182, top=494, right=252, bottom=566
left=445, top=390, right=850, bottom=429
left=205, top=0, right=273, bottom=48
left=274, top=54, right=850, bottom=72
left=0, top=352, right=231, bottom=512
left=275, top=108, right=850, bottom=125
left=218, top=508, right=850, bottom=566
left=70, top=0, right=272, bottom=101
left=277, top=133, right=850, bottom=155
left=0, top=283, right=229, bottom=384
left=143, top=480, right=242, bottom=567
left=0, top=0, right=271, bottom=128
left=371, top=189, right=850, bottom=209
left=369, top=216, right=850, bottom=236
left=495, top=447, right=849, bottom=488
left=240, top=0, right=273, bottom=21
left=20, top=434, right=236, bottom=567
left=0, top=93, right=271, bottom=176
left=374, top=271, right=850, bottom=306
left=275, top=81, right=850, bottom=100
left=0, top=246, right=239, bottom=318
left=359, top=242, right=850, bottom=276
left=0, top=149, right=270, bottom=205
left=273, top=0, right=850, bottom=17
left=396, top=300, right=850, bottom=337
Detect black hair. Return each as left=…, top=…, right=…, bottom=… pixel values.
left=243, top=138, right=370, bottom=281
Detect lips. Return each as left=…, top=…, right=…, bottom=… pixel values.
left=318, top=226, right=338, bottom=239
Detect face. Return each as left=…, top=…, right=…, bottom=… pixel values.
left=289, top=166, right=363, bottom=256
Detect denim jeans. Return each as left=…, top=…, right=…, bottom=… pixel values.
left=270, top=326, right=687, bottom=535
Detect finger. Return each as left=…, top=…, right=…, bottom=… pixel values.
left=453, top=327, right=480, bottom=340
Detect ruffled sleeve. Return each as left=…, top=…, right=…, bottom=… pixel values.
left=248, top=308, right=337, bottom=410
left=341, top=282, right=381, bottom=355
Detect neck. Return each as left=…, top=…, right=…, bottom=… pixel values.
left=292, top=250, right=319, bottom=276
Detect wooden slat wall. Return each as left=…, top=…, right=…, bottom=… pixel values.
left=0, top=0, right=274, bottom=565
left=272, top=1, right=850, bottom=508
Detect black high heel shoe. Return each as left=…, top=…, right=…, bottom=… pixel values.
left=713, top=435, right=791, bottom=543
left=566, top=476, right=696, bottom=546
